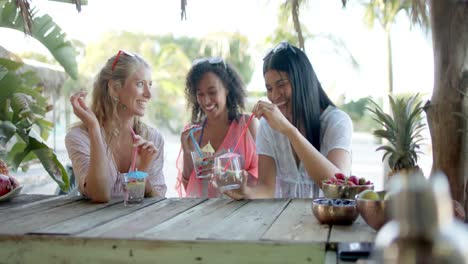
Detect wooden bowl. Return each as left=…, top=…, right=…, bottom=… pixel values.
left=355, top=191, right=390, bottom=231
left=312, top=198, right=359, bottom=225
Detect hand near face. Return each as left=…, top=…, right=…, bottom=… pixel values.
left=70, top=91, right=99, bottom=129
left=253, top=100, right=294, bottom=135
left=132, top=135, right=158, bottom=172
left=180, top=124, right=201, bottom=154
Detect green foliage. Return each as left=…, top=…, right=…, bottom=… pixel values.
left=0, top=0, right=78, bottom=79
left=80, top=32, right=254, bottom=134
left=266, top=2, right=309, bottom=47
left=363, top=0, right=429, bottom=31
left=339, top=97, right=380, bottom=132
left=0, top=58, right=69, bottom=191
left=367, top=94, right=426, bottom=171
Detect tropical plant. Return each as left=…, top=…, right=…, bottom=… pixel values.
left=0, top=0, right=79, bottom=79
left=367, top=94, right=425, bottom=172
left=0, top=57, right=69, bottom=191
left=0, top=0, right=84, bottom=192
left=362, top=0, right=429, bottom=95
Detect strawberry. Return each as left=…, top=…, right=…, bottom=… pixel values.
left=347, top=180, right=356, bottom=186
left=0, top=174, right=13, bottom=196
left=334, top=172, right=346, bottom=180
left=336, top=179, right=345, bottom=185
left=9, top=175, right=19, bottom=188
left=349, top=175, right=358, bottom=185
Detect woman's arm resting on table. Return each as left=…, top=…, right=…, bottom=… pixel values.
left=285, top=126, right=350, bottom=188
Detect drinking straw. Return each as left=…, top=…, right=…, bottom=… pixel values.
left=223, top=113, right=254, bottom=171
left=189, top=126, right=203, bottom=156
left=128, top=125, right=138, bottom=172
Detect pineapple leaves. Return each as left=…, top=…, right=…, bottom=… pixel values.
left=368, top=94, right=426, bottom=171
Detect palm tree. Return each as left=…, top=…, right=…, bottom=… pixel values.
left=362, top=0, right=429, bottom=95
left=426, top=0, right=468, bottom=221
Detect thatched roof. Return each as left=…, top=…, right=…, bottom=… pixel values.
left=0, top=45, right=67, bottom=98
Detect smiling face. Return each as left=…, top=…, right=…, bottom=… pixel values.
left=196, top=72, right=228, bottom=119
left=264, top=69, right=292, bottom=120
left=117, top=65, right=153, bottom=117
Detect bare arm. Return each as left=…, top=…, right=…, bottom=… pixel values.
left=253, top=101, right=350, bottom=188
left=180, top=124, right=200, bottom=190
left=247, top=114, right=259, bottom=140
left=68, top=92, right=113, bottom=203
left=244, top=154, right=276, bottom=199
left=284, top=126, right=347, bottom=187
left=85, top=125, right=113, bottom=202
left=137, top=132, right=166, bottom=198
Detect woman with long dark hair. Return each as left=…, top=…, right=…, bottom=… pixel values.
left=224, top=42, right=352, bottom=199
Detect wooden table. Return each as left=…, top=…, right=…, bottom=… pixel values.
left=0, top=195, right=376, bottom=263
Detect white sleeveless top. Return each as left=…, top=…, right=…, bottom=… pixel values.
left=256, top=106, right=353, bottom=198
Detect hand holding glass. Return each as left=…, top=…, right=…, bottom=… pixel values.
left=191, top=151, right=214, bottom=179
left=213, top=152, right=243, bottom=191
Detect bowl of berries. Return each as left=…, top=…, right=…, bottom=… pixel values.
left=0, top=160, right=23, bottom=202
left=322, top=173, right=374, bottom=200
left=312, top=198, right=359, bottom=225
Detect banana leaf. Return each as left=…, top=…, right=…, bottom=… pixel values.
left=0, top=57, right=70, bottom=191
left=0, top=0, right=78, bottom=79
left=12, top=134, right=69, bottom=191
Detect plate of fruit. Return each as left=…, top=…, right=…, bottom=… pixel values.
left=0, top=160, right=22, bottom=202
left=322, top=173, right=374, bottom=199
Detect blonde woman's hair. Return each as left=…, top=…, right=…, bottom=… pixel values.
left=91, top=51, right=151, bottom=146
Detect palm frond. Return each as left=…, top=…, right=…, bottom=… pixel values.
left=0, top=1, right=78, bottom=79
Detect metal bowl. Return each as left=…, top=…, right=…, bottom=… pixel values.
left=312, top=198, right=359, bottom=225
left=322, top=182, right=374, bottom=199
left=355, top=191, right=390, bottom=231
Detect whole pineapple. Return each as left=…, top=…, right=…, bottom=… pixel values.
left=367, top=94, right=425, bottom=173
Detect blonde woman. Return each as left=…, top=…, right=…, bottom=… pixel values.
left=66, top=51, right=166, bottom=202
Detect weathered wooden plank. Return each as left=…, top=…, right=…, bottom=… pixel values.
left=0, top=195, right=83, bottom=222
left=138, top=198, right=248, bottom=240
left=262, top=199, right=329, bottom=243
left=0, top=235, right=326, bottom=264
left=0, top=194, right=54, bottom=209
left=35, top=197, right=165, bottom=235
left=0, top=199, right=122, bottom=235
left=78, top=198, right=206, bottom=238
left=198, top=199, right=290, bottom=240
left=325, top=250, right=337, bottom=264
left=328, top=216, right=376, bottom=244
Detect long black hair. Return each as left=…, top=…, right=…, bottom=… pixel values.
left=185, top=59, right=246, bottom=124
left=263, top=42, right=335, bottom=151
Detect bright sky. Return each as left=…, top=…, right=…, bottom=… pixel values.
left=0, top=0, right=434, bottom=102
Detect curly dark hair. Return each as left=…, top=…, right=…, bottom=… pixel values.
left=185, top=59, right=247, bottom=124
